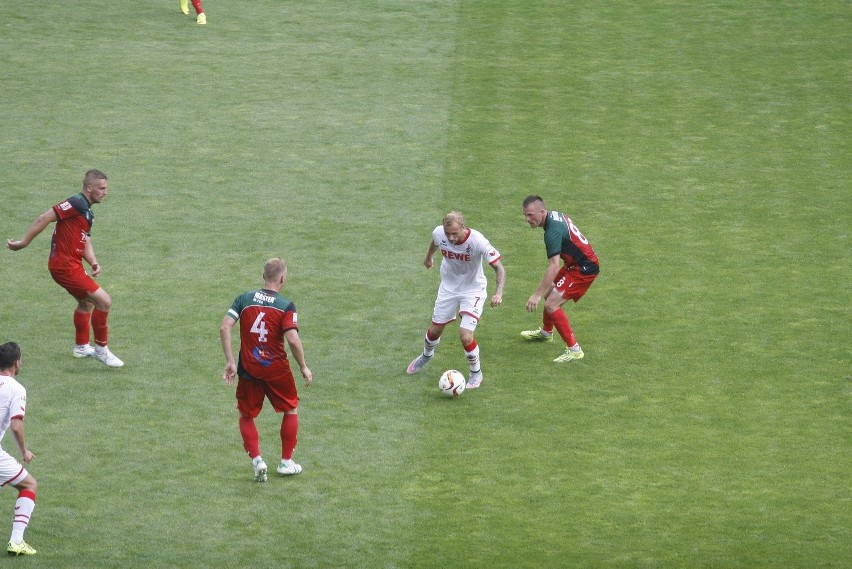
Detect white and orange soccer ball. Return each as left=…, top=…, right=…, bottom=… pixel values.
left=438, top=369, right=466, bottom=398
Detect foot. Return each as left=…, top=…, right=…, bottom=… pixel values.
left=406, top=353, right=432, bottom=375
left=94, top=346, right=124, bottom=368
left=553, top=347, right=584, bottom=363
left=252, top=457, right=268, bottom=483
left=277, top=459, right=302, bottom=476
left=179, top=0, right=189, bottom=14
left=73, top=344, right=95, bottom=358
left=521, top=328, right=554, bottom=342
left=7, top=540, right=36, bottom=556
left=467, top=371, right=483, bottom=389
left=197, top=12, right=206, bottom=25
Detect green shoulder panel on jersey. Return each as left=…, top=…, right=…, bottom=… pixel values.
left=229, top=289, right=296, bottom=319
left=543, top=212, right=569, bottom=258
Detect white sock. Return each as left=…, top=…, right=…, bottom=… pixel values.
left=423, top=334, right=440, bottom=357
left=10, top=494, right=35, bottom=544
left=465, top=344, right=480, bottom=375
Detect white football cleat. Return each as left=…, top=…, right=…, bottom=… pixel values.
left=73, top=344, right=95, bottom=358
left=277, top=459, right=302, bottom=476
left=94, top=346, right=124, bottom=368
left=253, top=457, right=268, bottom=482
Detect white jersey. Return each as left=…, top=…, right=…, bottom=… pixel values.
left=0, top=374, right=27, bottom=446
left=432, top=226, right=502, bottom=294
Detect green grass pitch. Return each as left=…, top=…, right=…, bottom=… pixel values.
left=0, top=1, right=848, bottom=567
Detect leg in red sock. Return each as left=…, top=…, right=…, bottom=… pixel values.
left=73, top=310, right=92, bottom=345
left=541, top=310, right=554, bottom=334
left=280, top=412, right=299, bottom=460
left=277, top=411, right=303, bottom=475
left=92, top=309, right=109, bottom=347
left=239, top=416, right=261, bottom=458
left=547, top=308, right=577, bottom=347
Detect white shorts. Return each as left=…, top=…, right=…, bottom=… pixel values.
left=431, top=286, right=486, bottom=331
left=0, top=449, right=26, bottom=487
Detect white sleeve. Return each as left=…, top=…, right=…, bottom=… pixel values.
left=9, top=386, right=26, bottom=419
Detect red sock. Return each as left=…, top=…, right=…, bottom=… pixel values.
left=542, top=311, right=554, bottom=334
left=280, top=413, right=299, bottom=460
left=239, top=416, right=261, bottom=458
left=92, top=310, right=109, bottom=347
left=548, top=309, right=577, bottom=346
left=191, top=0, right=203, bottom=13
left=73, top=311, right=91, bottom=345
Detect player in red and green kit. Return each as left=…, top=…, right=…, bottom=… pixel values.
left=6, top=170, right=124, bottom=367
left=521, top=195, right=600, bottom=363
left=220, top=258, right=313, bottom=482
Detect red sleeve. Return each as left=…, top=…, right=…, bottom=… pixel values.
left=53, top=200, right=80, bottom=221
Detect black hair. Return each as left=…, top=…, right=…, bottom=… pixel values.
left=0, top=342, right=21, bottom=369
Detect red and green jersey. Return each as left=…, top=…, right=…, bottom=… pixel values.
left=226, top=289, right=298, bottom=382
left=49, top=193, right=94, bottom=271
left=543, top=211, right=599, bottom=275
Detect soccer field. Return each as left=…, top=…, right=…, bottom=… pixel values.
left=0, top=1, right=849, bottom=567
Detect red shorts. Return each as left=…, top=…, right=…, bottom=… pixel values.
left=553, top=266, right=597, bottom=302
left=50, top=266, right=100, bottom=300
left=236, top=374, right=299, bottom=417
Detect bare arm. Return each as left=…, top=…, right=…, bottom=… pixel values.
left=490, top=260, right=506, bottom=307
left=285, top=329, right=313, bottom=386
left=83, top=237, right=101, bottom=276
left=423, top=240, right=439, bottom=269
left=10, top=418, right=34, bottom=464
left=6, top=208, right=57, bottom=251
left=219, top=316, right=238, bottom=384
left=526, top=256, right=561, bottom=312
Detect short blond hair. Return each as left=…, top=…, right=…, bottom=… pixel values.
left=263, top=257, right=287, bottom=282
left=443, top=211, right=465, bottom=229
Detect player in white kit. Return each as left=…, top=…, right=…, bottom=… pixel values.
left=406, top=212, right=506, bottom=389
left=0, top=342, right=38, bottom=556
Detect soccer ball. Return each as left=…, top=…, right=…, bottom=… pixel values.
left=438, top=369, right=466, bottom=398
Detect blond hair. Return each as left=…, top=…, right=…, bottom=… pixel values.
left=263, top=257, right=288, bottom=282
left=442, top=211, right=466, bottom=229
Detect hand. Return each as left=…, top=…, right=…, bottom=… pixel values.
left=423, top=257, right=433, bottom=269
left=21, top=449, right=34, bottom=464
left=90, top=263, right=101, bottom=277
left=490, top=293, right=503, bottom=307
left=301, top=366, right=313, bottom=386
left=6, top=239, right=25, bottom=251
left=526, top=293, right=541, bottom=312
left=223, top=362, right=237, bottom=385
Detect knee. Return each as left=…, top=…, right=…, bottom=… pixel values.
left=98, top=294, right=112, bottom=311
left=459, top=330, right=474, bottom=345
left=17, top=475, right=37, bottom=493
left=427, top=325, right=444, bottom=339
